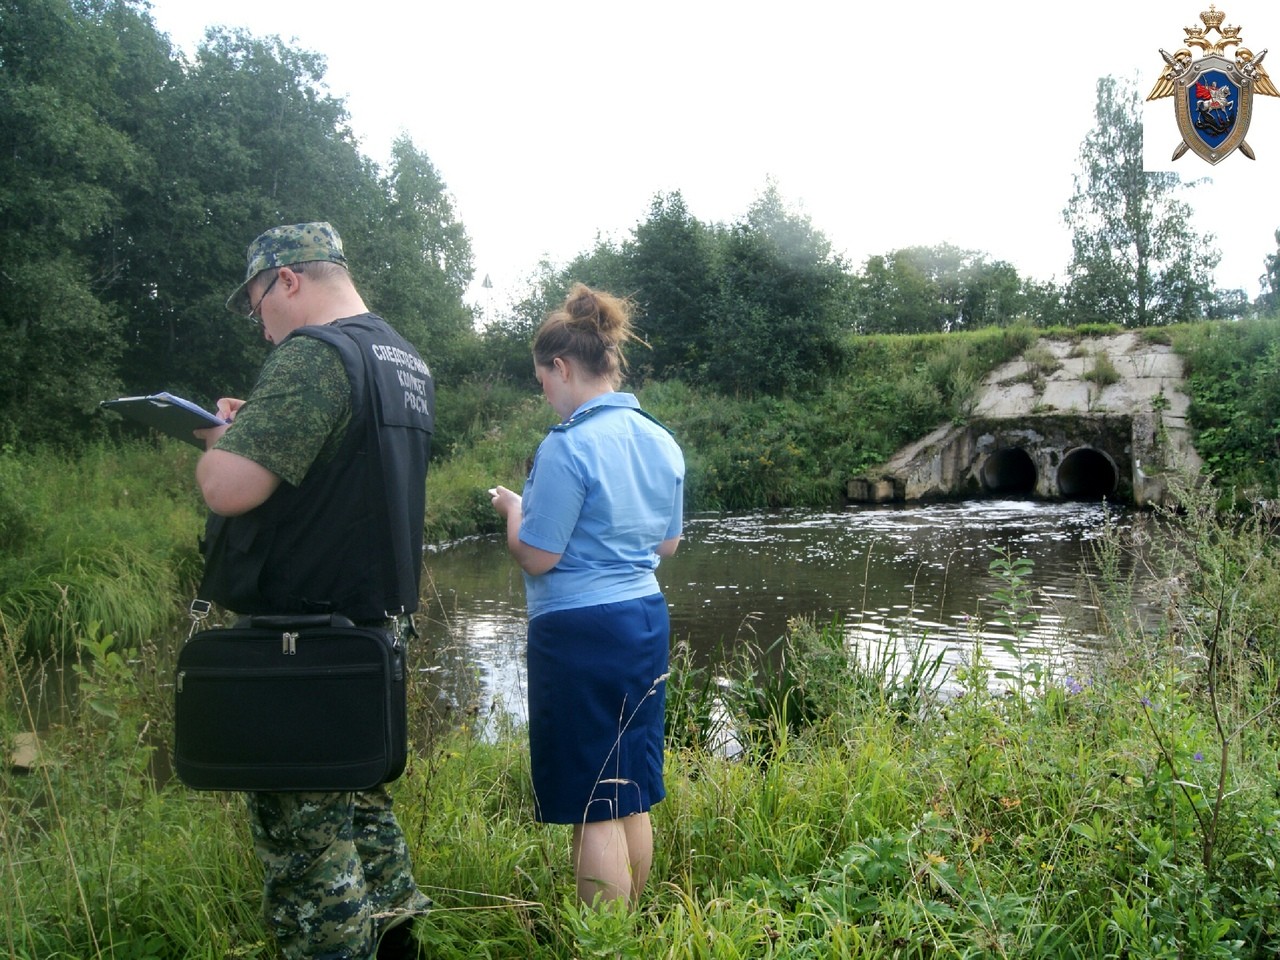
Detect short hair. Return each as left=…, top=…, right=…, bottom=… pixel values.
left=288, top=260, right=350, bottom=284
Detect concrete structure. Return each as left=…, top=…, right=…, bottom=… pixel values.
left=848, top=333, right=1201, bottom=507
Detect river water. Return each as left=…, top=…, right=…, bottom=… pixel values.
left=414, top=499, right=1153, bottom=726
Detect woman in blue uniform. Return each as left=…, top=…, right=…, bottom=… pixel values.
left=490, top=282, right=685, bottom=908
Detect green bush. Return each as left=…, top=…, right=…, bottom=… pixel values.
left=6, top=470, right=1280, bottom=957
left=0, top=442, right=203, bottom=656
left=1083, top=349, right=1122, bottom=389
left=1175, top=318, right=1280, bottom=498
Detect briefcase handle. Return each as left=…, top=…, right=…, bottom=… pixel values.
left=234, top=613, right=356, bottom=630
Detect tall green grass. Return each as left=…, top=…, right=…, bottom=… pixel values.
left=1174, top=316, right=1280, bottom=500
left=7, top=471, right=1280, bottom=958
left=0, top=442, right=204, bottom=657
left=8, top=319, right=1280, bottom=956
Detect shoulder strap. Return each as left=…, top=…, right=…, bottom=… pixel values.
left=550, top=404, right=674, bottom=436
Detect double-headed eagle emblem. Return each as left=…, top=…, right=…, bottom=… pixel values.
left=1147, top=5, right=1278, bottom=164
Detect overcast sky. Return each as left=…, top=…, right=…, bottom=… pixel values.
left=143, top=0, right=1280, bottom=309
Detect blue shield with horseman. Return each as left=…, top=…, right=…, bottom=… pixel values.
left=1146, top=7, right=1279, bottom=165
left=1174, top=54, right=1253, bottom=163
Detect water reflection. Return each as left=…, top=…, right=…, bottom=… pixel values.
left=418, top=500, right=1153, bottom=724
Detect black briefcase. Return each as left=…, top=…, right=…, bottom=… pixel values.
left=173, top=614, right=407, bottom=791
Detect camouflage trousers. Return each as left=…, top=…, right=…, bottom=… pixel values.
left=245, top=786, right=430, bottom=960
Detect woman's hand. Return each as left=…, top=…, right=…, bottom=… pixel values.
left=490, top=485, right=561, bottom=575
left=489, top=484, right=521, bottom=518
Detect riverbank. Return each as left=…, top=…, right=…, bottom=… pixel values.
left=5, top=319, right=1280, bottom=955
left=0, top=324, right=1039, bottom=657
left=6, top=489, right=1280, bottom=956
left=3, top=319, right=1277, bottom=658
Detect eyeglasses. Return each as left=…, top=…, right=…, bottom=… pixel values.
left=246, top=273, right=279, bottom=325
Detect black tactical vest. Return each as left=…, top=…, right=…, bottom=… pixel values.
left=198, top=314, right=434, bottom=619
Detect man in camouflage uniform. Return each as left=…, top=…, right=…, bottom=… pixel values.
left=195, top=222, right=432, bottom=959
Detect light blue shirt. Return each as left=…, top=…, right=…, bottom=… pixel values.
left=518, top=392, right=684, bottom=620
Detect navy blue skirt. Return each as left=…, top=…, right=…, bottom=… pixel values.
left=526, top=593, right=670, bottom=824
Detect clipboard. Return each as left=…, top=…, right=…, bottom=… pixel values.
left=100, top=392, right=226, bottom=448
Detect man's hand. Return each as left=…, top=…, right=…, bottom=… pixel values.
left=194, top=397, right=246, bottom=449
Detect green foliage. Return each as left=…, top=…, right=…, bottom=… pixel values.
left=430, top=377, right=537, bottom=461
left=423, top=391, right=555, bottom=543
left=986, top=549, right=1048, bottom=699
left=1082, top=349, right=1122, bottom=389
left=2, top=618, right=267, bottom=960
left=1064, top=75, right=1219, bottom=327
left=0, top=0, right=474, bottom=450
left=1018, top=341, right=1061, bottom=389
left=4, top=547, right=177, bottom=657
left=7, top=478, right=1280, bottom=956
left=1174, top=317, right=1280, bottom=496
left=493, top=182, right=853, bottom=397
left=853, top=243, right=1033, bottom=333
left=0, top=0, right=162, bottom=446
left=561, top=896, right=642, bottom=958
left=623, top=191, right=720, bottom=380
left=702, top=181, right=852, bottom=395
left=365, top=136, right=475, bottom=379
left=0, top=442, right=202, bottom=656
left=1260, top=228, right=1280, bottom=317
left=113, top=25, right=421, bottom=408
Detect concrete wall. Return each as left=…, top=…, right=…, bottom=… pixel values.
left=847, top=334, right=1200, bottom=507
left=849, top=415, right=1140, bottom=504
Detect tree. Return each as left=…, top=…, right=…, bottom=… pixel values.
left=852, top=244, right=1029, bottom=333
left=622, top=192, right=719, bottom=380
left=1063, top=74, right=1219, bottom=326
left=114, top=27, right=388, bottom=405
left=703, top=182, right=851, bottom=394
left=0, top=0, right=164, bottom=445
left=1020, top=277, right=1069, bottom=327
left=0, top=1, right=481, bottom=448
left=854, top=251, right=938, bottom=334
left=1206, top=288, right=1249, bottom=321
left=961, top=259, right=1027, bottom=328
left=364, top=136, right=474, bottom=378
left=1260, top=228, right=1280, bottom=317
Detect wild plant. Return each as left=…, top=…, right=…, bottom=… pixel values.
left=1083, top=349, right=1122, bottom=389
left=985, top=547, right=1049, bottom=701
left=3, top=611, right=267, bottom=960
left=559, top=894, right=641, bottom=959
left=0, top=441, right=201, bottom=657
left=847, top=629, right=948, bottom=725
left=922, top=336, right=983, bottom=422
left=721, top=613, right=951, bottom=755
left=1068, top=474, right=1280, bottom=953
left=1125, top=478, right=1280, bottom=883
left=1020, top=341, right=1060, bottom=385
left=2, top=547, right=179, bottom=657
left=663, top=637, right=729, bottom=753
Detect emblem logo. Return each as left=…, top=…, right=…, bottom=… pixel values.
left=1147, top=5, right=1278, bottom=164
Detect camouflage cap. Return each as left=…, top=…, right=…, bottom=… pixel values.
left=225, top=221, right=348, bottom=312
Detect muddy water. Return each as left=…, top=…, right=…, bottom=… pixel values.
left=416, top=500, right=1154, bottom=724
